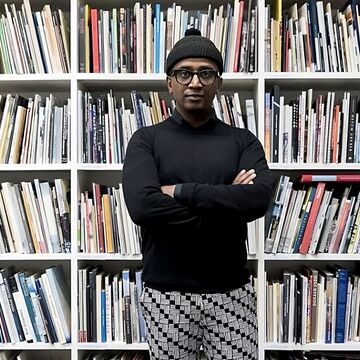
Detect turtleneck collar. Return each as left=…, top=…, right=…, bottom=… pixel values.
left=171, top=108, right=219, bottom=129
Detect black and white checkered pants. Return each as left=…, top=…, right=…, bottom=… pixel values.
left=140, top=282, right=258, bottom=360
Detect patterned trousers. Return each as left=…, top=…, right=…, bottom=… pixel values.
left=140, top=282, right=258, bottom=360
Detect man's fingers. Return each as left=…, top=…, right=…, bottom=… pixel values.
left=233, top=169, right=247, bottom=183
left=233, top=169, right=256, bottom=184
left=233, top=169, right=246, bottom=184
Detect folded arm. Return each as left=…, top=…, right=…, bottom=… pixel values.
left=122, top=128, right=199, bottom=226
left=168, top=131, right=274, bottom=222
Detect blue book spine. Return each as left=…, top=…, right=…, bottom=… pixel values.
left=335, top=268, right=349, bottom=343
left=101, top=289, right=106, bottom=342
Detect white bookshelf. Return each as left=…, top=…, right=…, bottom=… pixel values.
left=0, top=0, right=359, bottom=359
left=264, top=342, right=360, bottom=351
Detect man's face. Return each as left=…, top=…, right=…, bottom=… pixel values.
left=167, top=58, right=222, bottom=116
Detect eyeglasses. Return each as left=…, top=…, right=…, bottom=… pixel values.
left=169, top=69, right=219, bottom=86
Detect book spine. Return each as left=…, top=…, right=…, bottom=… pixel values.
left=335, top=268, right=349, bottom=343
left=16, top=272, right=41, bottom=342
left=301, top=174, right=360, bottom=182
left=299, top=183, right=326, bottom=254
left=35, top=277, right=57, bottom=343
left=91, top=9, right=99, bottom=73
left=122, top=269, right=132, bottom=344
left=101, top=288, right=106, bottom=342
left=0, top=299, right=11, bottom=342
left=0, top=269, right=25, bottom=341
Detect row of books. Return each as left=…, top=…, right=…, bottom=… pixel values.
left=266, top=266, right=360, bottom=344
left=78, top=268, right=146, bottom=344
left=0, top=265, right=70, bottom=344
left=265, top=1, right=360, bottom=72
left=2, top=171, right=253, bottom=255
left=79, top=183, right=141, bottom=255
left=0, top=94, right=70, bottom=164
left=0, top=1, right=70, bottom=74
left=70, top=175, right=257, bottom=255
left=0, top=351, right=149, bottom=360
left=266, top=351, right=360, bottom=360
left=0, top=179, right=70, bottom=254
left=79, top=1, right=257, bottom=74
left=213, top=93, right=257, bottom=136
left=78, top=90, right=257, bottom=164
left=265, top=86, right=360, bottom=164
left=265, top=175, right=360, bottom=255
left=84, top=352, right=149, bottom=360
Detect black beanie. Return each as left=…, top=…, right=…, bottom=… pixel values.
left=165, top=28, right=224, bottom=75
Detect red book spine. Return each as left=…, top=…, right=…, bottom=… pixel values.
left=233, top=1, right=244, bottom=72
left=299, top=182, right=326, bottom=254
left=91, top=9, right=100, bottom=73
left=161, top=99, right=168, bottom=120
left=301, top=174, right=360, bottom=183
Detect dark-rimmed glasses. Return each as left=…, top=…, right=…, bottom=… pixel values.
left=169, top=69, right=219, bottom=86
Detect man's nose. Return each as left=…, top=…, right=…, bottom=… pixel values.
left=189, top=73, right=202, bottom=87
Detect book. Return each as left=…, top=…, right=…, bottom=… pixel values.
left=0, top=268, right=25, bottom=341
left=35, top=276, right=57, bottom=343
left=298, top=182, right=326, bottom=254
left=331, top=266, right=349, bottom=343
left=292, top=186, right=316, bottom=253
left=45, top=266, right=71, bottom=343
left=135, top=269, right=146, bottom=343
left=300, top=174, right=360, bottom=183
left=122, top=268, right=132, bottom=344
left=264, top=175, right=290, bottom=253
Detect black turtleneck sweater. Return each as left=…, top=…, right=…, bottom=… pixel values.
left=122, top=109, right=273, bottom=293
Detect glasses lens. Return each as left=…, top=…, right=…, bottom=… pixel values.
left=175, top=70, right=193, bottom=85
left=198, top=70, right=217, bottom=85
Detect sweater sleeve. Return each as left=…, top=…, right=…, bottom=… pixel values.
left=122, top=128, right=200, bottom=226
left=176, top=130, right=274, bottom=222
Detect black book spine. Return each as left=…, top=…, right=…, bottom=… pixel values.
left=61, top=102, right=69, bottom=163
left=88, top=267, right=98, bottom=342
left=0, top=296, right=11, bottom=342
left=346, top=95, right=357, bottom=162
left=0, top=269, right=25, bottom=342
left=291, top=98, right=299, bottom=162
left=35, top=277, right=57, bottom=343
left=79, top=6, right=85, bottom=72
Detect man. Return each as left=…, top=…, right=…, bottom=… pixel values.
left=123, top=28, right=273, bottom=359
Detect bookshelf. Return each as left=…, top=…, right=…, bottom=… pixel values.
left=0, top=0, right=359, bottom=359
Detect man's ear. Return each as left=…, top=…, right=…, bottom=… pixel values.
left=167, top=76, right=173, bottom=94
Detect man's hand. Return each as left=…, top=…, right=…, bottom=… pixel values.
left=161, top=185, right=176, bottom=197
left=232, top=169, right=256, bottom=185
